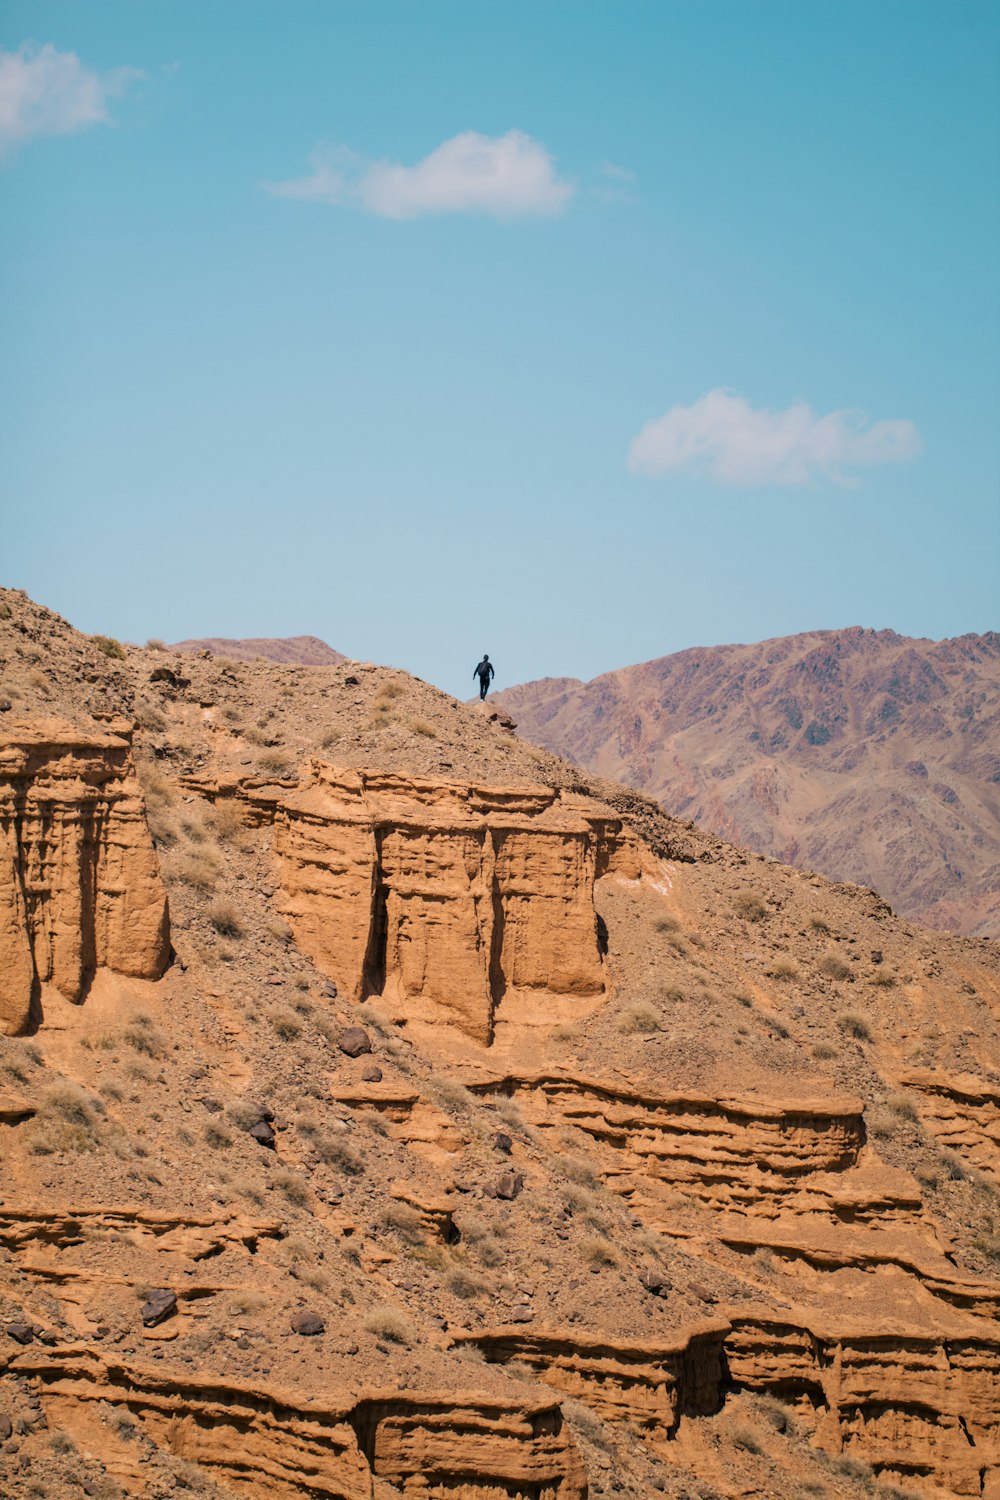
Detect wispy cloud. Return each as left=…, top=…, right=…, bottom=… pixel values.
left=0, top=41, right=139, bottom=152
left=628, top=389, right=922, bottom=486
left=265, top=130, right=574, bottom=220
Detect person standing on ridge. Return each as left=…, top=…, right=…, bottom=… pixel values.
left=474, top=654, right=495, bottom=701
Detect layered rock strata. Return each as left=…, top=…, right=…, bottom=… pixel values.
left=8, top=1345, right=588, bottom=1499
left=0, top=720, right=170, bottom=1034
left=191, top=764, right=638, bottom=1043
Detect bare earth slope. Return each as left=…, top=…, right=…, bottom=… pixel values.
left=172, top=635, right=346, bottom=666
left=493, top=628, right=1000, bottom=938
left=1, top=589, right=999, bottom=1500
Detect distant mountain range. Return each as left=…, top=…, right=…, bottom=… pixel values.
left=171, top=635, right=346, bottom=666
left=494, top=627, right=1000, bottom=938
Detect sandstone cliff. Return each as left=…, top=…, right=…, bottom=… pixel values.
left=0, top=719, right=170, bottom=1035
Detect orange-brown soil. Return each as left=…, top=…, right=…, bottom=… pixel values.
left=0, top=588, right=998, bottom=1500
left=493, top=627, right=1000, bottom=938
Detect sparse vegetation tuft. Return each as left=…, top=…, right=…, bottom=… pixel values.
left=819, top=953, right=854, bottom=982
left=837, top=1011, right=872, bottom=1042
left=91, top=634, right=126, bottom=659
left=617, top=1001, right=662, bottom=1035
left=734, top=889, right=768, bottom=923
left=208, top=897, right=242, bottom=937
left=364, top=1306, right=414, bottom=1344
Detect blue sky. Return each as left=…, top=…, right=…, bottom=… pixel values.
left=2, top=1, right=998, bottom=699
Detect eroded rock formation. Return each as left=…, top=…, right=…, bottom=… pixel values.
left=192, top=764, right=638, bottom=1043
left=0, top=720, right=170, bottom=1034
left=9, top=1346, right=587, bottom=1500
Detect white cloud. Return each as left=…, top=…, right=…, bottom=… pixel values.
left=266, top=129, right=573, bottom=219
left=628, top=389, right=922, bottom=486
left=0, top=41, right=137, bottom=151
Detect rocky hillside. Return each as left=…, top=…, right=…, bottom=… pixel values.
left=1, top=588, right=999, bottom=1500
left=493, top=627, right=1000, bottom=938
left=171, top=635, right=345, bottom=667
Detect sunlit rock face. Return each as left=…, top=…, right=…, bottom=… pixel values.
left=0, top=719, right=170, bottom=1034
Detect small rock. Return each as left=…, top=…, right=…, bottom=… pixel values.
left=344, top=675, right=360, bottom=687
left=291, top=1311, right=325, bottom=1336
left=688, top=1280, right=716, bottom=1304
left=0, top=699, right=11, bottom=713
left=495, top=1171, right=524, bottom=1201
left=0, top=1414, right=11, bottom=1441
left=322, top=980, right=338, bottom=999
left=871, top=949, right=884, bottom=965
left=6, top=1323, right=33, bottom=1345
left=338, top=1026, right=372, bottom=1057
left=361, top=1062, right=383, bottom=1083
left=197, top=1096, right=223, bottom=1114
left=248, top=1120, right=276, bottom=1149
left=509, top=1305, right=533, bottom=1323
left=266, top=975, right=284, bottom=986
left=640, top=1269, right=671, bottom=1297
left=141, top=1290, right=178, bottom=1327
left=492, top=1131, right=513, bottom=1155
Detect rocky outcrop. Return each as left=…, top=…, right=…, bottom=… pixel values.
left=468, top=1072, right=867, bottom=1215
left=455, top=1323, right=727, bottom=1442
left=7, top=1345, right=588, bottom=1499
left=725, top=1310, right=1000, bottom=1496
left=0, top=719, right=170, bottom=1034
left=192, top=764, right=639, bottom=1043
left=896, top=1070, right=1000, bottom=1186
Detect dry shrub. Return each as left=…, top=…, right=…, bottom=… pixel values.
left=654, top=914, right=681, bottom=935
left=812, top=1042, right=837, bottom=1060
left=617, top=1001, right=662, bottom=1035
left=364, top=1306, right=414, bottom=1344
left=273, top=1169, right=309, bottom=1205
left=447, top=1267, right=488, bottom=1300
left=208, top=897, right=242, bottom=938
left=259, top=748, right=292, bottom=775
left=729, top=1423, right=763, bottom=1455
left=1, top=1038, right=42, bottom=1082
left=887, top=1093, right=919, bottom=1121
left=123, top=1016, right=163, bottom=1057
left=270, top=1008, right=301, bottom=1040
left=28, top=670, right=50, bottom=693
left=166, top=847, right=221, bottom=891
left=375, top=680, right=404, bottom=701
left=267, top=917, right=293, bottom=944
left=204, top=1120, right=233, bottom=1149
left=581, top=1234, right=617, bottom=1267
left=409, top=719, right=437, bottom=738
left=212, top=800, right=244, bottom=839
left=380, top=1201, right=425, bottom=1245
left=808, top=913, right=832, bottom=936
left=91, top=634, right=126, bottom=659
left=871, top=967, right=897, bottom=988
left=0, top=599, right=11, bottom=620
left=135, top=701, right=166, bottom=733
left=145, top=638, right=166, bottom=651
left=27, top=1083, right=104, bottom=1155
left=734, top=889, right=768, bottom=923
left=315, top=1132, right=363, bottom=1174
left=819, top=953, right=854, bottom=982
left=837, top=1011, right=872, bottom=1042
left=767, top=958, right=800, bottom=982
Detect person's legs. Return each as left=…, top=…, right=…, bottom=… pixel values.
left=479, top=678, right=488, bottom=700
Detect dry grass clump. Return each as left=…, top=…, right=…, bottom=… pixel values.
left=273, top=1169, right=309, bottom=1205
left=212, top=800, right=244, bottom=839
left=886, top=1093, right=919, bottom=1121
left=364, top=1306, right=414, bottom=1344
left=123, top=1014, right=163, bottom=1057
left=135, top=700, right=167, bottom=734
left=837, top=1011, right=872, bottom=1042
left=145, top=638, right=166, bottom=651
left=315, top=1132, right=364, bottom=1174
left=270, top=1007, right=301, bottom=1040
left=460, top=1214, right=504, bottom=1267
left=380, top=1202, right=425, bottom=1246
left=267, top=917, right=293, bottom=944
left=617, top=1001, right=662, bottom=1035
left=734, top=889, right=768, bottom=923
left=408, top=718, right=438, bottom=738
left=767, top=958, right=800, bottom=982
left=0, top=599, right=11, bottom=620
left=1, top=1038, right=42, bottom=1082
left=580, top=1234, right=617, bottom=1267
left=871, top=967, right=897, bottom=988
left=27, top=1082, right=104, bottom=1155
left=91, top=634, right=126, bottom=659
left=428, top=1077, right=476, bottom=1116
left=729, top=1423, right=763, bottom=1455
left=812, top=1042, right=837, bottom=1060
left=166, top=846, right=222, bottom=891
left=203, top=1120, right=233, bottom=1150
left=208, top=897, right=242, bottom=937
left=226, top=1290, right=267, bottom=1315
left=447, top=1266, right=489, bottom=1300
left=808, top=913, right=832, bottom=936
left=819, top=953, right=854, bottom=982
left=258, top=747, right=292, bottom=775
